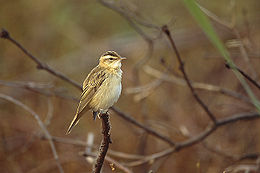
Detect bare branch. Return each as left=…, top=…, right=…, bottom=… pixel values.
left=111, top=107, right=175, bottom=146
left=197, top=3, right=260, bottom=89
left=44, top=98, right=54, bottom=126
left=125, top=78, right=163, bottom=102
left=98, top=0, right=157, bottom=42
left=0, top=29, right=176, bottom=148
left=93, top=113, right=112, bottom=173
left=40, top=135, right=144, bottom=160
left=126, top=112, right=259, bottom=166
left=0, top=80, right=78, bottom=101
left=0, top=93, right=64, bottom=173
left=0, top=29, right=81, bottom=90
left=162, top=25, right=217, bottom=123
left=98, top=0, right=159, bottom=85
left=197, top=3, right=258, bottom=79
left=104, top=155, right=133, bottom=173
left=82, top=152, right=133, bottom=173
left=2, top=26, right=259, bottom=171
left=226, top=64, right=260, bottom=90
left=237, top=153, right=260, bottom=161
left=142, top=65, right=251, bottom=103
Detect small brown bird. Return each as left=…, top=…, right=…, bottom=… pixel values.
left=67, top=51, right=126, bottom=134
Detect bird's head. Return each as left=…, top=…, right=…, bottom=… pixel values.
left=99, top=51, right=126, bottom=69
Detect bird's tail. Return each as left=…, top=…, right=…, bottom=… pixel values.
left=66, top=113, right=80, bottom=134
left=66, top=109, right=86, bottom=134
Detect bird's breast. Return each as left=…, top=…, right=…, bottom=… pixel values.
left=89, top=73, right=122, bottom=112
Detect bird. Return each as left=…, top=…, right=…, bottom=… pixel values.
left=66, top=51, right=126, bottom=134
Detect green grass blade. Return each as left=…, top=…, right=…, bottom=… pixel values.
left=182, top=0, right=260, bottom=112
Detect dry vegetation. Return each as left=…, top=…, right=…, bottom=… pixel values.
left=0, top=0, right=260, bottom=173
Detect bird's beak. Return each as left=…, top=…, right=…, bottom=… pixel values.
left=120, top=57, right=127, bottom=60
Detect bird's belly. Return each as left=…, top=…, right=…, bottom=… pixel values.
left=89, top=76, right=122, bottom=112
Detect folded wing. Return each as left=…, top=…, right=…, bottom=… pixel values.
left=66, top=66, right=107, bottom=134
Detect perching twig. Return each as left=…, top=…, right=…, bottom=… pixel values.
left=93, top=113, right=112, bottom=173
left=0, top=93, right=64, bottom=173
left=162, top=25, right=217, bottom=123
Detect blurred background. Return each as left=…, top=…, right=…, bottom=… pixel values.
left=0, top=0, right=260, bottom=172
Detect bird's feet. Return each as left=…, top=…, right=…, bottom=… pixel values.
left=93, top=111, right=109, bottom=120
left=92, top=111, right=99, bottom=120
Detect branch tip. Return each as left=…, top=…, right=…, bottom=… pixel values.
left=0, top=28, right=10, bottom=39
left=160, top=57, right=166, bottom=65
left=161, top=25, right=170, bottom=36
left=225, top=63, right=231, bottom=69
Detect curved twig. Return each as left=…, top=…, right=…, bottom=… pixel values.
left=126, top=112, right=259, bottom=167
left=162, top=25, right=217, bottom=123
left=0, top=94, right=64, bottom=173
left=111, top=107, right=175, bottom=146
left=0, top=29, right=81, bottom=90
left=143, top=65, right=251, bottom=103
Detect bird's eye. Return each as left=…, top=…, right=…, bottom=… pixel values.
left=109, top=58, right=114, bottom=61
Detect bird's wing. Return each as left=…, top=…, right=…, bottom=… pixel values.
left=78, top=66, right=107, bottom=113
left=66, top=66, right=107, bottom=134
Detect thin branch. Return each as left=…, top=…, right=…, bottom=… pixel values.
left=3, top=28, right=259, bottom=171
left=93, top=113, right=112, bottom=173
left=82, top=152, right=133, bottom=173
left=162, top=25, right=217, bottom=123
left=98, top=0, right=157, bottom=43
left=0, top=29, right=176, bottom=147
left=142, top=65, right=251, bottom=103
left=225, top=164, right=259, bottom=173
left=104, top=155, right=133, bottom=173
left=44, top=98, right=54, bottom=126
left=125, top=78, right=163, bottom=102
left=0, top=94, right=64, bottom=173
left=0, top=29, right=81, bottom=90
left=0, top=80, right=78, bottom=101
left=98, top=0, right=159, bottom=85
left=40, top=135, right=144, bottom=160
left=1, top=80, right=175, bottom=148
left=197, top=2, right=258, bottom=79
left=111, top=107, right=175, bottom=146
left=0, top=80, right=53, bottom=89
left=226, top=64, right=260, bottom=90
left=200, top=142, right=235, bottom=161
left=2, top=79, right=175, bottom=149
left=126, top=112, right=259, bottom=166
left=237, top=153, right=260, bottom=161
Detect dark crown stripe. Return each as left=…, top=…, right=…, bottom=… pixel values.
left=103, top=51, right=120, bottom=57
